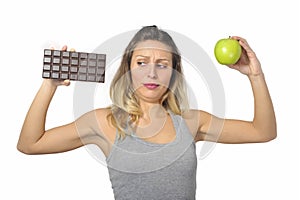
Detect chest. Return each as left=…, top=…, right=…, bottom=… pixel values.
left=133, top=115, right=177, bottom=144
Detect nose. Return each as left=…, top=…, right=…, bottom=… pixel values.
left=147, top=64, right=157, bottom=79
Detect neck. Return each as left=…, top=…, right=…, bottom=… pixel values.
left=133, top=101, right=167, bottom=135
left=139, top=101, right=167, bottom=121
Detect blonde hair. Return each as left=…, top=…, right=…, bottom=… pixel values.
left=108, top=26, right=189, bottom=138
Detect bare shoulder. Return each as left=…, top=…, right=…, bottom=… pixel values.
left=94, top=107, right=112, bottom=120
left=181, top=109, right=213, bottom=141
left=93, top=108, right=116, bottom=144
left=93, top=107, right=114, bottom=128
left=79, top=107, right=112, bottom=125
left=76, top=108, right=116, bottom=156
left=182, top=109, right=212, bottom=126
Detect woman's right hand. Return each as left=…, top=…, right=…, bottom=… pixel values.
left=43, top=45, right=75, bottom=87
left=43, top=77, right=71, bottom=87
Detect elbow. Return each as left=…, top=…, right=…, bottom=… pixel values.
left=16, top=144, right=31, bottom=155
left=259, top=129, right=277, bottom=143
left=262, top=134, right=277, bottom=142
left=269, top=130, right=277, bottom=141
left=266, top=125, right=277, bottom=142
left=253, top=122, right=277, bottom=143
left=16, top=142, right=37, bottom=155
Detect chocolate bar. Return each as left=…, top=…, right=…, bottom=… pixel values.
left=42, top=49, right=106, bottom=83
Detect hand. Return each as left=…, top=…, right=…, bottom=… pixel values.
left=43, top=45, right=76, bottom=87
left=227, top=36, right=263, bottom=77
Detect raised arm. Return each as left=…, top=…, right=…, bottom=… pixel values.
left=17, top=46, right=112, bottom=155
left=17, top=74, right=82, bottom=154
left=197, top=36, right=277, bottom=143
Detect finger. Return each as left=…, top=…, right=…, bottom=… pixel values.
left=61, top=45, right=68, bottom=51
left=237, top=38, right=252, bottom=51
left=70, top=48, right=76, bottom=52
left=230, top=36, right=245, bottom=42
left=63, top=79, right=71, bottom=86
left=229, top=37, right=255, bottom=59
left=230, top=36, right=250, bottom=50
left=226, top=63, right=238, bottom=70
left=226, top=64, right=234, bottom=68
left=239, top=40, right=256, bottom=59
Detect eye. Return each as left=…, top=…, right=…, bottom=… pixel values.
left=156, top=63, right=168, bottom=69
left=137, top=61, right=147, bottom=67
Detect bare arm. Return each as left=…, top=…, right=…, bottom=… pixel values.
left=17, top=46, right=111, bottom=154
left=17, top=78, right=113, bottom=155
left=17, top=77, right=82, bottom=154
left=197, top=36, right=277, bottom=143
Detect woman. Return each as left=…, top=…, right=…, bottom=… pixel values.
left=17, top=26, right=277, bottom=200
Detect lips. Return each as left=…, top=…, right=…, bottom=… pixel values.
left=143, top=83, right=160, bottom=90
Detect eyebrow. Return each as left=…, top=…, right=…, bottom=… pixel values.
left=135, top=55, right=170, bottom=62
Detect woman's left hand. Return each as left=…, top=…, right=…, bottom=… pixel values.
left=228, top=36, right=263, bottom=77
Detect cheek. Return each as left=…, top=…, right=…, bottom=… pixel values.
left=158, top=69, right=173, bottom=87
left=131, top=68, right=147, bottom=88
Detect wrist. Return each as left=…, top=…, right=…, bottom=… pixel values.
left=248, top=71, right=264, bottom=79
left=42, top=79, right=58, bottom=92
left=248, top=73, right=266, bottom=85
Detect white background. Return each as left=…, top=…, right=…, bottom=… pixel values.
left=1, top=0, right=299, bottom=199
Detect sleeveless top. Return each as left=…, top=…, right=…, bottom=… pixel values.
left=106, top=113, right=197, bottom=200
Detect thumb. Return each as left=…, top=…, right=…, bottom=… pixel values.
left=62, top=79, right=71, bottom=86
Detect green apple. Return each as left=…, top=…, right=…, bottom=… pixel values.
left=214, top=38, right=242, bottom=65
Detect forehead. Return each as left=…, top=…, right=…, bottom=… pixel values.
left=133, top=40, right=172, bottom=58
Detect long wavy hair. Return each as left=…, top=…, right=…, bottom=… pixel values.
left=108, top=25, right=189, bottom=138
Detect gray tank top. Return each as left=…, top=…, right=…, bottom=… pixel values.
left=106, top=113, right=197, bottom=200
